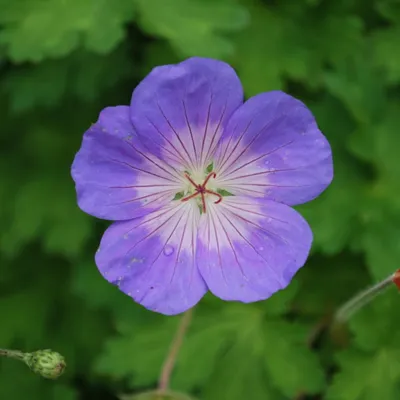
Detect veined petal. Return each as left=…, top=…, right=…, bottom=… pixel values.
left=71, top=106, right=184, bottom=221
left=95, top=201, right=207, bottom=315
left=130, top=57, right=243, bottom=171
left=214, top=91, right=333, bottom=206
left=196, top=196, right=312, bottom=302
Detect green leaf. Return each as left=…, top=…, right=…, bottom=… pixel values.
left=0, top=362, right=78, bottom=400
left=203, top=341, right=278, bottom=400
left=0, top=0, right=135, bottom=62
left=172, top=312, right=236, bottom=391
left=360, top=204, right=400, bottom=279
left=339, top=102, right=400, bottom=278
left=97, top=303, right=324, bottom=398
left=327, top=288, right=400, bottom=400
left=233, top=1, right=363, bottom=95
left=71, top=260, right=134, bottom=314
left=2, top=45, right=135, bottom=113
left=232, top=4, right=286, bottom=94
left=45, top=297, right=112, bottom=375
left=1, top=174, right=92, bottom=258
left=0, top=288, right=49, bottom=347
left=326, top=349, right=400, bottom=400
left=355, top=102, right=400, bottom=178
left=262, top=280, right=299, bottom=317
left=96, top=315, right=178, bottom=386
left=136, top=0, right=249, bottom=58
left=293, top=255, right=368, bottom=316
left=372, top=27, right=400, bottom=84
left=298, top=96, right=363, bottom=255
left=349, top=289, right=400, bottom=352
left=375, top=0, right=400, bottom=23
left=263, top=321, right=325, bottom=397
left=324, top=55, right=387, bottom=125
left=141, top=41, right=180, bottom=74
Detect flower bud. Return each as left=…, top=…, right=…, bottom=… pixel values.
left=24, top=349, right=66, bottom=379
left=393, top=269, right=400, bottom=290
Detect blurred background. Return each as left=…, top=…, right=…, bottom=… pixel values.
left=1, top=0, right=400, bottom=399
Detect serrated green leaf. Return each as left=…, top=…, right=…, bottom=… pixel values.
left=293, top=255, right=368, bottom=316
left=327, top=349, right=400, bottom=400
left=71, top=260, right=134, bottom=314
left=297, top=97, right=363, bottom=255
left=96, top=316, right=178, bottom=386
left=2, top=45, right=135, bottom=113
left=0, top=0, right=135, bottom=62
left=233, top=1, right=363, bottom=95
left=136, top=0, right=249, bottom=58
left=203, top=341, right=278, bottom=400
left=263, top=321, right=325, bottom=397
left=357, top=196, right=400, bottom=279
left=324, top=55, right=387, bottom=125
left=371, top=27, right=400, bottom=84
left=0, top=361, right=78, bottom=400
left=349, top=289, right=400, bottom=351
left=361, top=103, right=400, bottom=177
left=262, top=280, right=299, bottom=317
left=376, top=0, right=400, bottom=23
left=0, top=289, right=48, bottom=347
left=172, top=312, right=236, bottom=391
left=1, top=174, right=92, bottom=258
left=46, top=297, right=111, bottom=375
left=97, top=302, right=324, bottom=398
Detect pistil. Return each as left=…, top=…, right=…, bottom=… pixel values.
left=181, top=172, right=222, bottom=213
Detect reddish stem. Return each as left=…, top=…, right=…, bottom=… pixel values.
left=158, top=309, right=193, bottom=393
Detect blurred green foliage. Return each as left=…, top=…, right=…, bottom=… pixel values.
left=0, top=0, right=400, bottom=399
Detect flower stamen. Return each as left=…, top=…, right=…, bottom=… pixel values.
left=205, top=189, right=223, bottom=204
left=184, top=173, right=198, bottom=189
left=202, top=172, right=217, bottom=186
left=181, top=172, right=222, bottom=213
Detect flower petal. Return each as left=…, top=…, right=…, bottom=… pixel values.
left=196, top=196, right=312, bottom=303
left=130, top=57, right=243, bottom=171
left=95, top=202, right=207, bottom=315
left=214, top=91, right=333, bottom=206
left=71, top=106, right=183, bottom=221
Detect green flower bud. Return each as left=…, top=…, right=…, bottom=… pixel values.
left=24, top=349, right=66, bottom=379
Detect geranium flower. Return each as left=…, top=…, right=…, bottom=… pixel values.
left=71, top=57, right=333, bottom=315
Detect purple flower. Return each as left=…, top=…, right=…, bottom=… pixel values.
left=71, top=57, right=333, bottom=315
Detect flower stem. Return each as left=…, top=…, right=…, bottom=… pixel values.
left=158, top=309, right=193, bottom=393
left=0, top=348, right=26, bottom=361
left=334, top=270, right=399, bottom=323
